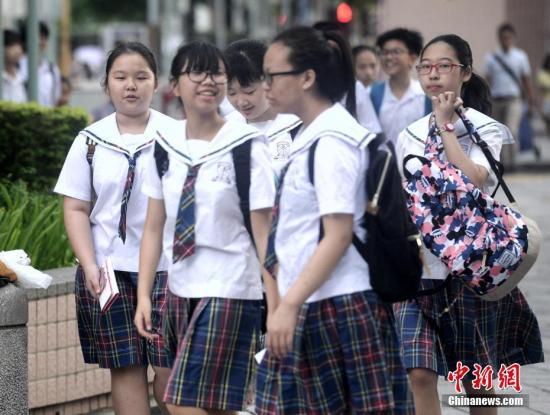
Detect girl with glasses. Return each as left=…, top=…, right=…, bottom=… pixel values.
left=394, top=34, right=543, bottom=415
left=134, top=41, right=276, bottom=415
left=224, top=39, right=301, bottom=174
left=55, top=42, right=173, bottom=415
left=256, top=26, right=413, bottom=414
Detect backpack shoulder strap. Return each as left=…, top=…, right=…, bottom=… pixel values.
left=369, top=81, right=386, bottom=117
left=84, top=137, right=97, bottom=212
left=289, top=124, right=301, bottom=140
left=85, top=137, right=96, bottom=167
left=307, top=139, right=321, bottom=185
left=154, top=141, right=170, bottom=178
left=232, top=139, right=254, bottom=246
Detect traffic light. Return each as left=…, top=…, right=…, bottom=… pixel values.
left=336, top=2, right=353, bottom=24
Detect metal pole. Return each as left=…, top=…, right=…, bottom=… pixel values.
left=214, top=0, right=227, bottom=49
left=26, top=0, right=39, bottom=102
left=59, top=0, right=71, bottom=77
left=147, top=0, right=161, bottom=72
left=0, top=0, right=4, bottom=100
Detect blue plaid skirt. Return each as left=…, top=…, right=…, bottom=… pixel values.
left=256, top=290, right=414, bottom=415
left=393, top=279, right=543, bottom=380
left=163, top=292, right=262, bottom=411
left=75, top=267, right=170, bottom=369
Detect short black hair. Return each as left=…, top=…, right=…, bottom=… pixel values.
left=170, top=40, right=227, bottom=84
left=102, top=42, right=158, bottom=89
left=224, top=39, right=267, bottom=86
left=39, top=21, right=50, bottom=38
left=376, top=28, right=423, bottom=56
left=312, top=20, right=345, bottom=33
left=498, top=23, right=516, bottom=37
left=3, top=29, right=22, bottom=47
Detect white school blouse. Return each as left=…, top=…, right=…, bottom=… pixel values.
left=395, top=108, right=513, bottom=280
left=274, top=103, right=377, bottom=303
left=54, top=109, right=173, bottom=272
left=378, top=79, right=426, bottom=146
left=142, top=120, right=275, bottom=300
left=226, top=112, right=302, bottom=175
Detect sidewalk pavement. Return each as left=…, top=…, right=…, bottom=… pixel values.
left=442, top=171, right=550, bottom=414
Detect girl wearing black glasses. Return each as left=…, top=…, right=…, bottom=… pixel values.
left=135, top=41, right=276, bottom=415
left=394, top=34, right=543, bottom=415
left=255, top=26, right=413, bottom=415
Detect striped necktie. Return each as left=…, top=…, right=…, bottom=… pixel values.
left=264, top=163, right=291, bottom=279
left=118, top=151, right=141, bottom=243
left=173, top=164, right=202, bottom=263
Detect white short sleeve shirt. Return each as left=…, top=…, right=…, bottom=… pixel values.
left=274, top=104, right=377, bottom=303
left=142, top=120, right=275, bottom=300
left=484, top=47, right=532, bottom=98
left=396, top=108, right=510, bottom=280
left=379, top=79, right=427, bottom=146
left=54, top=109, right=174, bottom=272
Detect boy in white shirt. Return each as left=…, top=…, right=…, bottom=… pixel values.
left=372, top=28, right=429, bottom=145
left=2, top=30, right=27, bottom=103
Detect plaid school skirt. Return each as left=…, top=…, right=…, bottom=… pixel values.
left=75, top=267, right=171, bottom=369
left=163, top=292, right=262, bottom=411
left=256, top=290, right=414, bottom=415
left=393, top=279, right=543, bottom=380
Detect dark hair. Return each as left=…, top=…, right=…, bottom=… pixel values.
left=498, top=23, right=516, bottom=37
left=170, top=40, right=227, bottom=84
left=16, top=20, right=49, bottom=46
left=224, top=39, right=266, bottom=86
left=376, top=28, right=423, bottom=56
left=312, top=20, right=345, bottom=33
left=352, top=44, right=378, bottom=58
left=102, top=42, right=158, bottom=88
left=3, top=29, right=22, bottom=47
left=542, top=53, right=550, bottom=71
left=421, top=34, right=492, bottom=115
left=273, top=26, right=356, bottom=117
left=39, top=22, right=50, bottom=38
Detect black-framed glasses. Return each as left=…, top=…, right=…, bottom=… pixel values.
left=181, top=70, right=228, bottom=85
left=261, top=69, right=304, bottom=86
left=416, top=62, right=464, bottom=75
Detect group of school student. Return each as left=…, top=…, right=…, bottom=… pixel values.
left=53, top=22, right=543, bottom=415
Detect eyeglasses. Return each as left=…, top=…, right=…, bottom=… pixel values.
left=380, top=48, right=408, bottom=58
left=260, top=69, right=304, bottom=86
left=416, top=62, right=464, bottom=75
left=181, top=70, right=228, bottom=84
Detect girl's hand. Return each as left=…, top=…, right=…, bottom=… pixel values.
left=134, top=297, right=158, bottom=341
left=431, top=91, right=463, bottom=126
left=82, top=264, right=103, bottom=299
left=266, top=300, right=301, bottom=359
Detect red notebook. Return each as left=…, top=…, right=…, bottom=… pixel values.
left=99, top=257, right=119, bottom=312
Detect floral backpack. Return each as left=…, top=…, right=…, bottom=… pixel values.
left=402, top=109, right=541, bottom=300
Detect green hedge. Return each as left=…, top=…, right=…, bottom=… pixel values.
left=0, top=101, right=89, bottom=192
left=0, top=181, right=74, bottom=270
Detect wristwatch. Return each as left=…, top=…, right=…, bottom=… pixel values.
left=436, top=122, right=455, bottom=135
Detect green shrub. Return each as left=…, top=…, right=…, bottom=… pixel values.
left=0, top=101, right=89, bottom=192
left=0, top=181, right=74, bottom=270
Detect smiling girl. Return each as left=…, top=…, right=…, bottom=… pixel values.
left=55, top=42, right=173, bottom=415
left=224, top=39, right=301, bottom=174
left=134, top=41, right=276, bottom=415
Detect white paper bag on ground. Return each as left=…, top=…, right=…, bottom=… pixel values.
left=0, top=250, right=52, bottom=289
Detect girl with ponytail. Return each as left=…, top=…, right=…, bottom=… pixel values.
left=255, top=26, right=413, bottom=414
left=394, top=34, right=543, bottom=414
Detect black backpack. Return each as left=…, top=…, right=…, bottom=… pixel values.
left=308, top=134, right=422, bottom=303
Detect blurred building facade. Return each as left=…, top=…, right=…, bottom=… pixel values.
left=376, top=0, right=550, bottom=77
